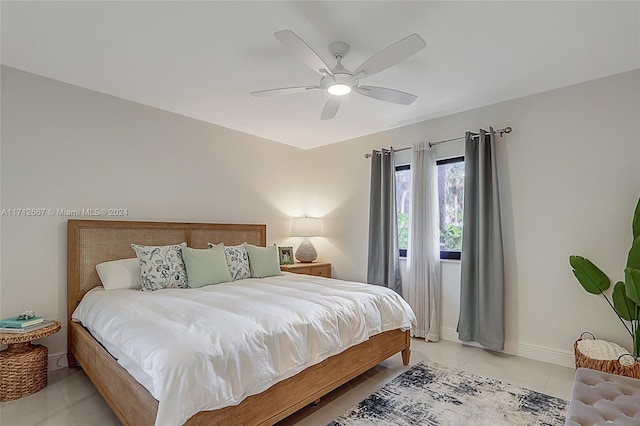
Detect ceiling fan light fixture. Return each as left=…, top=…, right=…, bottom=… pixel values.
left=255, top=31, right=426, bottom=119
left=327, top=83, right=351, bottom=96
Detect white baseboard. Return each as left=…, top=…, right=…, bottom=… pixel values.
left=441, top=327, right=575, bottom=368
left=48, top=352, right=68, bottom=370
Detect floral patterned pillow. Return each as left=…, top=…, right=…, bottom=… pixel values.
left=131, top=242, right=188, bottom=291
left=208, top=242, right=251, bottom=281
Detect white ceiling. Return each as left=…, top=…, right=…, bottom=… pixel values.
left=2, top=1, right=639, bottom=149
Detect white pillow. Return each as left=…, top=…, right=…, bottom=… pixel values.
left=96, top=258, right=142, bottom=290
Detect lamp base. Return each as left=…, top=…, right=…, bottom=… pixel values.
left=295, top=239, right=318, bottom=263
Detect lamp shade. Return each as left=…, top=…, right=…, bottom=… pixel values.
left=291, top=217, right=322, bottom=237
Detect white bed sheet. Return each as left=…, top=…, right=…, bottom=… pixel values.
left=72, top=273, right=416, bottom=426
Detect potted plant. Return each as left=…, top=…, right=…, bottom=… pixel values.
left=569, top=197, right=640, bottom=356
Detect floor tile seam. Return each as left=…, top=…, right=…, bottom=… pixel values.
left=57, top=382, right=84, bottom=409
left=64, top=391, right=104, bottom=412
left=326, top=401, right=348, bottom=416
left=458, top=349, right=480, bottom=369
left=540, top=367, right=554, bottom=395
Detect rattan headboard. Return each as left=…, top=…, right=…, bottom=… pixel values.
left=66, top=219, right=266, bottom=347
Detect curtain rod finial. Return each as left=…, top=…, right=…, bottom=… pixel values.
left=504, top=127, right=512, bottom=134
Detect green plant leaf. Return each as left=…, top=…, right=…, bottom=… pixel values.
left=633, top=197, right=640, bottom=242
left=569, top=255, right=611, bottom=294
left=624, top=268, right=640, bottom=306
left=613, top=281, right=637, bottom=320
left=628, top=236, right=640, bottom=270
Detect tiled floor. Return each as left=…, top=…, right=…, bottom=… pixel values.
left=0, top=339, right=576, bottom=426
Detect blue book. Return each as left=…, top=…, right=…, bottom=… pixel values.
left=0, top=316, right=44, bottom=328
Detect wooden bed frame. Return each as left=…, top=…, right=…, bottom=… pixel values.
left=67, top=219, right=411, bottom=425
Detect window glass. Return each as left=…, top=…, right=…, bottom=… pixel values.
left=437, top=158, right=465, bottom=258
left=395, top=165, right=410, bottom=257
left=395, top=157, right=464, bottom=260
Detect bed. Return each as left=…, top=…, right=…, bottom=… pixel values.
left=67, top=219, right=413, bottom=425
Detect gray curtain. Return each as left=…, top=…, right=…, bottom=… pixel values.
left=458, top=128, right=505, bottom=350
left=367, top=149, right=402, bottom=295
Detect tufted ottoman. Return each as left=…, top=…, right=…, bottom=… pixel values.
left=565, top=368, right=640, bottom=425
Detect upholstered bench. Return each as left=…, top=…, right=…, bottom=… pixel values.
left=565, top=367, right=640, bottom=425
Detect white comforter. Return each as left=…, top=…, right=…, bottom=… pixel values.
left=72, top=273, right=415, bottom=426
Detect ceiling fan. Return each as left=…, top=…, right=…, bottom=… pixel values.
left=250, top=30, right=426, bottom=120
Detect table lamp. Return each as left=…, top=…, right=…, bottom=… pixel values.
left=291, top=217, right=322, bottom=263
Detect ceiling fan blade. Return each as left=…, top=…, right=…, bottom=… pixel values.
left=354, top=86, right=417, bottom=105
left=321, top=96, right=341, bottom=120
left=250, top=86, right=320, bottom=97
left=274, top=30, right=333, bottom=76
left=353, top=34, right=426, bottom=79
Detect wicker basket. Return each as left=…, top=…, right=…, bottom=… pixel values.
left=574, top=332, right=640, bottom=379
left=0, top=343, right=48, bottom=401
left=0, top=320, right=60, bottom=401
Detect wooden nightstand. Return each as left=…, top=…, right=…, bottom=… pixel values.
left=280, top=262, right=332, bottom=278
left=0, top=320, right=61, bottom=401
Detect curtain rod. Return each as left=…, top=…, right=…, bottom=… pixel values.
left=363, top=126, right=512, bottom=158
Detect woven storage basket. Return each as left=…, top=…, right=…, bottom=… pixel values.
left=0, top=320, right=60, bottom=401
left=574, top=332, right=640, bottom=379
left=0, top=343, right=48, bottom=401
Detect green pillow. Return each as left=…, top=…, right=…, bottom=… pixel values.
left=244, top=243, right=283, bottom=278
left=182, top=245, right=232, bottom=288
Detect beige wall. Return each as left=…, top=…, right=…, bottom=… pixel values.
left=308, top=69, right=640, bottom=366
left=2, top=66, right=639, bottom=368
left=0, top=66, right=308, bottom=360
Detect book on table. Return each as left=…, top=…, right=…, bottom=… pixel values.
left=0, top=315, right=44, bottom=328
left=0, top=319, right=54, bottom=334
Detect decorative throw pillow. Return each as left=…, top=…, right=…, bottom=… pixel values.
left=131, top=242, right=188, bottom=291
left=208, top=242, right=251, bottom=281
left=182, top=245, right=232, bottom=288
left=244, top=243, right=283, bottom=278
left=96, top=258, right=142, bottom=290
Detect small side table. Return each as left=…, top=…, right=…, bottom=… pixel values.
left=280, top=262, right=332, bottom=278
left=0, top=320, right=61, bottom=401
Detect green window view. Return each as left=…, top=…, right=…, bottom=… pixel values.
left=395, top=157, right=465, bottom=259
left=395, top=165, right=410, bottom=256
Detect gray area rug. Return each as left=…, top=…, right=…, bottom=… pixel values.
left=329, top=361, right=569, bottom=426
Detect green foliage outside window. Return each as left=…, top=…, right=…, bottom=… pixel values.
left=398, top=212, right=409, bottom=250
left=441, top=224, right=463, bottom=251
left=439, top=161, right=464, bottom=252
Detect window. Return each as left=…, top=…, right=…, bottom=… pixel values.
left=437, top=157, right=465, bottom=259
left=395, top=164, right=410, bottom=258
left=395, top=156, right=465, bottom=260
